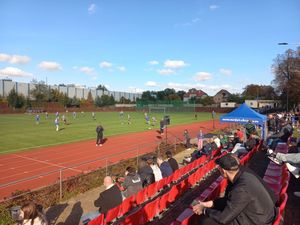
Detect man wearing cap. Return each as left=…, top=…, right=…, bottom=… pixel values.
left=193, top=153, right=276, bottom=225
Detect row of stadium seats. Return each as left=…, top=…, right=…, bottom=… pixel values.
left=88, top=147, right=224, bottom=225
left=170, top=142, right=261, bottom=225
left=263, top=142, right=289, bottom=225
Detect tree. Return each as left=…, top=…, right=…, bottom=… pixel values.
left=196, top=96, right=214, bottom=106
left=176, top=90, right=186, bottom=100
left=30, top=79, right=50, bottom=103
left=94, top=94, right=115, bottom=107
left=7, top=89, right=25, bottom=109
left=242, top=84, right=277, bottom=100
left=87, top=90, right=94, bottom=104
left=272, top=48, right=300, bottom=109
left=96, top=84, right=108, bottom=91
left=227, top=93, right=244, bottom=104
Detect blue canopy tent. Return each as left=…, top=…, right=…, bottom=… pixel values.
left=220, top=103, right=267, bottom=139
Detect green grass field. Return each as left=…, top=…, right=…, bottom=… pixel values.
left=0, top=111, right=216, bottom=154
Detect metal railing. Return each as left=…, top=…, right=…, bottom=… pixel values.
left=0, top=136, right=180, bottom=203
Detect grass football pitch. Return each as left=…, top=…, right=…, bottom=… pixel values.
left=0, top=111, right=216, bottom=154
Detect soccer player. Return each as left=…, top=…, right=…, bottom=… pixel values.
left=55, top=117, right=59, bottom=131
left=35, top=114, right=40, bottom=124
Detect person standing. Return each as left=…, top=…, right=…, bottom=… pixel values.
left=92, top=112, right=96, bottom=120
left=197, top=130, right=204, bottom=150
left=55, top=117, right=59, bottom=131
left=96, top=124, right=104, bottom=146
left=184, top=129, right=191, bottom=149
left=160, top=118, right=165, bottom=135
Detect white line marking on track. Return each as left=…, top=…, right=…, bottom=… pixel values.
left=13, top=154, right=81, bottom=173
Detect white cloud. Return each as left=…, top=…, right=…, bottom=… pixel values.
left=194, top=72, right=212, bottom=81
left=0, top=67, right=33, bottom=77
left=146, top=81, right=158, bottom=87
left=88, top=3, right=96, bottom=14
left=164, top=59, right=188, bottom=69
left=174, top=17, right=201, bottom=27
left=209, top=5, right=219, bottom=10
left=148, top=60, right=159, bottom=65
left=79, top=67, right=95, bottom=75
left=157, top=69, right=176, bottom=75
left=219, top=68, right=232, bottom=76
left=38, top=61, right=62, bottom=71
left=99, top=61, right=113, bottom=69
left=0, top=53, right=30, bottom=64
left=117, top=66, right=126, bottom=72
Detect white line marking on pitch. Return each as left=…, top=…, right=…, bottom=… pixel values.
left=13, top=154, right=81, bottom=173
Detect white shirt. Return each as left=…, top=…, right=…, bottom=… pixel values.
left=150, top=164, right=163, bottom=181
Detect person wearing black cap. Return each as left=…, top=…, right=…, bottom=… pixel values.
left=192, top=153, right=276, bottom=225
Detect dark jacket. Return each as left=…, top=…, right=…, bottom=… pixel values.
left=269, top=123, right=293, bottom=143
left=123, top=171, right=143, bottom=198
left=168, top=158, right=179, bottom=171
left=138, top=165, right=155, bottom=187
left=94, top=184, right=123, bottom=214
left=96, top=125, right=104, bottom=137
left=207, top=168, right=276, bottom=225
left=159, top=161, right=173, bottom=178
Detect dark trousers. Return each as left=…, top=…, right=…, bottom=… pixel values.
left=96, top=135, right=103, bottom=145
left=197, top=215, right=221, bottom=225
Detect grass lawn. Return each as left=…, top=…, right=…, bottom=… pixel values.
left=0, top=111, right=217, bottom=154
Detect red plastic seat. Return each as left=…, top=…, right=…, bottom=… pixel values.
left=136, top=188, right=147, bottom=205
left=157, top=177, right=167, bottom=191
left=172, top=169, right=182, bottom=183
left=187, top=172, right=197, bottom=187
left=180, top=178, right=189, bottom=192
left=88, top=214, right=104, bottom=225
left=119, top=207, right=145, bottom=225
left=279, top=193, right=288, bottom=213
left=159, top=192, right=170, bottom=213
left=120, top=195, right=136, bottom=216
left=146, top=182, right=158, bottom=199
left=168, top=183, right=181, bottom=203
left=105, top=205, right=121, bottom=224
left=143, top=197, right=160, bottom=222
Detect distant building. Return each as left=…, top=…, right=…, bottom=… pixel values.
left=245, top=100, right=280, bottom=109
left=220, top=102, right=237, bottom=108
left=183, top=88, right=208, bottom=102
left=213, top=89, right=231, bottom=104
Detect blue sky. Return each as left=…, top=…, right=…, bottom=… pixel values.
left=0, top=0, right=299, bottom=95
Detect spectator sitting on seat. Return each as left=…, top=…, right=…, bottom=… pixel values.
left=267, top=118, right=293, bottom=150
left=19, top=201, right=48, bottom=225
left=192, top=153, right=276, bottom=225
left=244, top=120, right=256, bottom=139
left=244, top=133, right=259, bottom=151
left=123, top=166, right=143, bottom=198
left=235, top=128, right=244, bottom=141
left=138, top=159, right=155, bottom=187
left=81, top=176, right=123, bottom=224
left=267, top=150, right=300, bottom=197
left=148, top=156, right=163, bottom=181
left=213, top=136, right=221, bottom=148
left=166, top=151, right=179, bottom=171
left=157, top=156, right=173, bottom=177
left=94, top=176, right=123, bottom=214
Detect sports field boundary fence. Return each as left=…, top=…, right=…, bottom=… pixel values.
left=0, top=135, right=183, bottom=204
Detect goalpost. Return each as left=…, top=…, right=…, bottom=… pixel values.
left=148, top=106, right=166, bottom=114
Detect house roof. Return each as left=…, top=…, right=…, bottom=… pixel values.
left=184, top=89, right=208, bottom=97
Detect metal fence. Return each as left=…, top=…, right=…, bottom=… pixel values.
left=0, top=135, right=181, bottom=203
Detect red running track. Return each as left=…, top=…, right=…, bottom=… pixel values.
left=0, top=120, right=227, bottom=200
